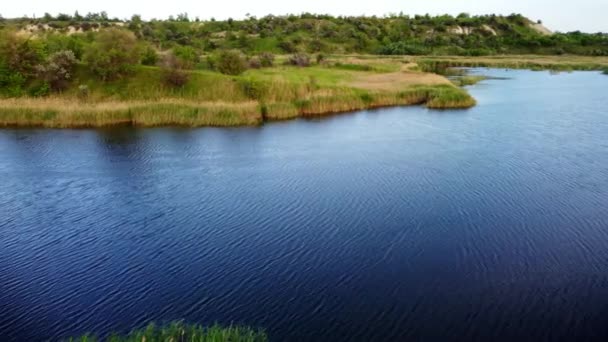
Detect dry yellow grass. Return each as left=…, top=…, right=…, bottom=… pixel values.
left=0, top=98, right=261, bottom=127
left=349, top=71, right=450, bottom=91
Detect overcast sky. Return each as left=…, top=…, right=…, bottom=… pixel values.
left=3, top=0, right=607, bottom=33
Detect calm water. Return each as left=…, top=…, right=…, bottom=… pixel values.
left=1, top=69, right=608, bottom=341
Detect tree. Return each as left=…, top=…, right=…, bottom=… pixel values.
left=0, top=31, right=45, bottom=78
left=176, top=13, right=189, bottom=22
left=84, top=29, right=141, bottom=80
left=35, top=50, right=78, bottom=91
left=0, top=31, right=46, bottom=96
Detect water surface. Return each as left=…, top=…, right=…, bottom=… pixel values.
left=1, top=69, right=608, bottom=341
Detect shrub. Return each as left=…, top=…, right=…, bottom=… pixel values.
left=215, top=50, right=247, bottom=75
left=141, top=46, right=159, bottom=66
left=248, top=57, right=262, bottom=69
left=0, top=70, right=26, bottom=97
left=84, top=29, right=141, bottom=80
left=288, top=53, right=311, bottom=67
left=259, top=52, right=275, bottom=67
left=238, top=78, right=268, bottom=100
left=161, top=53, right=190, bottom=88
left=35, top=50, right=78, bottom=91
left=278, top=40, right=297, bottom=53
left=316, top=53, right=325, bottom=64
left=29, top=82, right=50, bottom=97
left=173, top=45, right=199, bottom=69
left=77, top=84, right=89, bottom=100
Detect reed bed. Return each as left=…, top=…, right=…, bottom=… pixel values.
left=0, top=61, right=478, bottom=127
left=0, top=84, right=474, bottom=127
left=417, top=56, right=608, bottom=73
left=0, top=98, right=261, bottom=127
left=65, top=322, right=267, bottom=342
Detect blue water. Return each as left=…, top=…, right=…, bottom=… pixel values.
left=1, top=69, right=608, bottom=341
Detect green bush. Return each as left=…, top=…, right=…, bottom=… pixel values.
left=0, top=68, right=26, bottom=97
left=215, top=50, right=248, bottom=75
left=258, top=52, right=275, bottom=67
left=248, top=57, right=262, bottom=69
left=84, top=29, right=141, bottom=80
left=35, top=50, right=78, bottom=91
left=173, top=45, right=199, bottom=69
left=239, top=77, right=268, bottom=100
left=0, top=31, right=46, bottom=78
left=288, top=53, right=311, bottom=67
left=161, top=53, right=190, bottom=88
left=141, top=45, right=159, bottom=66
left=28, top=81, right=51, bottom=97
left=316, top=53, right=325, bottom=64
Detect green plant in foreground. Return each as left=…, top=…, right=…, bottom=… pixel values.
left=603, top=68, right=608, bottom=75
left=66, top=322, right=267, bottom=342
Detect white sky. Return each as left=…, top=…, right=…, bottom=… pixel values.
left=3, top=0, right=607, bottom=33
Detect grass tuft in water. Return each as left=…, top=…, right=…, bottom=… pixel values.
left=451, top=76, right=487, bottom=87
left=65, top=322, right=267, bottom=342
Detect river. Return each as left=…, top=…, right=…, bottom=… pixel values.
left=1, top=69, right=608, bottom=341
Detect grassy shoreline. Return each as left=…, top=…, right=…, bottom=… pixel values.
left=0, top=58, right=476, bottom=128
left=0, top=85, right=474, bottom=128
left=5, top=54, right=606, bottom=128
left=414, top=55, right=608, bottom=72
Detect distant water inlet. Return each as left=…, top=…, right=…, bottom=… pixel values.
left=1, top=69, right=608, bottom=341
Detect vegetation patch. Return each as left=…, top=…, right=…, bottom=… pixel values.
left=417, top=56, right=608, bottom=73
left=451, top=75, right=487, bottom=86
left=7, top=14, right=604, bottom=129
left=65, top=322, right=267, bottom=342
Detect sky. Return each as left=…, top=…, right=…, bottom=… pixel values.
left=2, top=0, right=607, bottom=33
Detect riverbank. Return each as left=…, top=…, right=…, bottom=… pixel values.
left=0, top=58, right=475, bottom=128
left=413, top=55, right=608, bottom=72
left=4, top=54, right=607, bottom=128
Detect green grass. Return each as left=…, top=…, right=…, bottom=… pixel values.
left=603, top=68, right=608, bottom=75
left=451, top=75, right=487, bottom=86
left=0, top=57, right=478, bottom=127
left=423, top=85, right=477, bottom=109
left=66, top=322, right=267, bottom=342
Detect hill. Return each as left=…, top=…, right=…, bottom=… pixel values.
left=2, top=12, right=607, bottom=56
